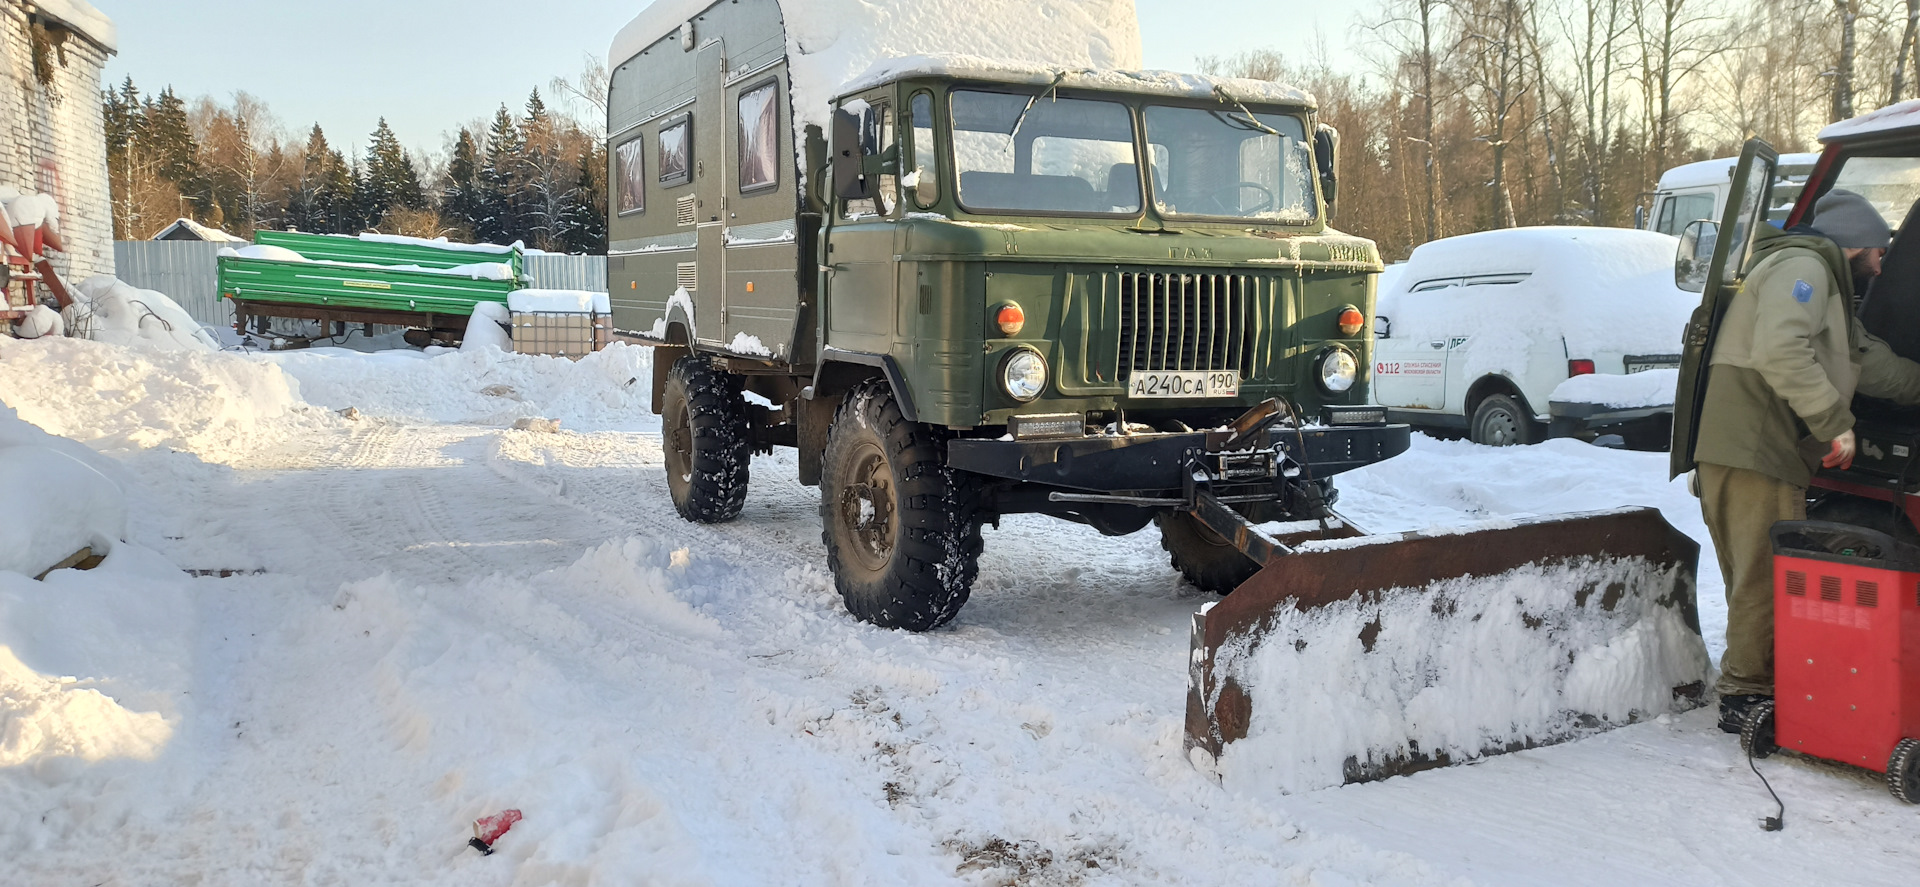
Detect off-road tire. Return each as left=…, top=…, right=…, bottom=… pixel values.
left=1888, top=738, right=1920, bottom=804
left=662, top=355, right=750, bottom=523
left=1156, top=510, right=1260, bottom=594
left=1740, top=699, right=1777, bottom=759
left=1469, top=393, right=1545, bottom=447
left=819, top=380, right=983, bottom=631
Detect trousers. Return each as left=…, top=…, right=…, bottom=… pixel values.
left=1697, top=462, right=1805, bottom=696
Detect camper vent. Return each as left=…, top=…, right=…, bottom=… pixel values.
left=676, top=195, right=697, bottom=226
left=1857, top=580, right=1879, bottom=608
left=677, top=262, right=698, bottom=292
left=1820, top=575, right=1843, bottom=602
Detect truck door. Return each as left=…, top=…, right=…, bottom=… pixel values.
left=1673, top=139, right=1778, bottom=478
left=821, top=94, right=900, bottom=356
left=693, top=40, right=727, bottom=348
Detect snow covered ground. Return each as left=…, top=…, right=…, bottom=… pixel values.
left=2, top=335, right=1916, bottom=885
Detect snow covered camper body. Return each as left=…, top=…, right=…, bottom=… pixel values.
left=607, top=0, right=1412, bottom=630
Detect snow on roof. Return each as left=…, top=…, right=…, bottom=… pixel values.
left=610, top=0, right=1145, bottom=129
left=1379, top=226, right=1694, bottom=358
left=155, top=218, right=247, bottom=243
left=355, top=232, right=519, bottom=254
left=1818, top=99, right=1920, bottom=143
left=28, top=0, right=116, bottom=53
left=842, top=55, right=1313, bottom=107
left=1656, top=153, right=1820, bottom=191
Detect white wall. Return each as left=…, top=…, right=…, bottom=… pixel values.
left=1, top=1, right=115, bottom=282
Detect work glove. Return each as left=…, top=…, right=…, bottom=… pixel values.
left=1822, top=429, right=1856, bottom=470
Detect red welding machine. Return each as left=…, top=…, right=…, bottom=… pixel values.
left=1755, top=521, right=1920, bottom=802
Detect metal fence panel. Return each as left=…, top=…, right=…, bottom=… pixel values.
left=524, top=254, right=607, bottom=292
left=112, top=241, right=228, bottom=327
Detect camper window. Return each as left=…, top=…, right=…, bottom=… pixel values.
left=910, top=91, right=939, bottom=207
left=738, top=81, right=780, bottom=193
left=660, top=116, right=692, bottom=188
left=615, top=136, right=646, bottom=215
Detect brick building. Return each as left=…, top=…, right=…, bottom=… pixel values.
left=2, top=0, right=114, bottom=282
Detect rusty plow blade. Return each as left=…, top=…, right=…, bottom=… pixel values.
left=1184, top=505, right=1710, bottom=794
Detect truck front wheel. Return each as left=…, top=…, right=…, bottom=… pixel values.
left=820, top=381, right=982, bottom=631
left=662, top=355, right=750, bottom=523
left=1156, top=511, right=1260, bottom=594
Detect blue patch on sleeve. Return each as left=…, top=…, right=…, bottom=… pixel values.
left=1793, top=279, right=1814, bottom=303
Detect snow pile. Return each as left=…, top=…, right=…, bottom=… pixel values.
left=0, top=406, right=125, bottom=577
left=611, top=0, right=1143, bottom=130
left=65, top=276, right=221, bottom=352
left=0, top=336, right=310, bottom=459
left=224, top=243, right=306, bottom=262
left=461, top=301, right=513, bottom=352
left=3, top=190, right=60, bottom=231
left=1376, top=227, right=1693, bottom=361
left=1211, top=552, right=1710, bottom=795
left=509, top=289, right=612, bottom=313
left=262, top=343, right=654, bottom=431
left=13, top=304, right=63, bottom=339
left=1551, top=368, right=1680, bottom=409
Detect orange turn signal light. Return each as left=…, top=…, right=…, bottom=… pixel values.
left=996, top=302, right=1026, bottom=336
left=1337, top=306, right=1365, bottom=336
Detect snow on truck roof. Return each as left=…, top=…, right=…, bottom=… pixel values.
left=609, top=0, right=1308, bottom=128
left=1656, top=152, right=1819, bottom=191
left=1818, top=99, right=1920, bottom=142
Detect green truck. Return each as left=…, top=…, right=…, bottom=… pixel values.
left=217, top=230, right=522, bottom=342
left=609, top=0, right=1410, bottom=630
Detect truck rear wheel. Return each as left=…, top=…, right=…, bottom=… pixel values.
left=820, top=381, right=982, bottom=631
left=662, top=355, right=750, bottom=523
left=1156, top=511, right=1260, bottom=594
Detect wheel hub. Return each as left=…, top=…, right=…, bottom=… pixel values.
left=838, top=445, right=896, bottom=572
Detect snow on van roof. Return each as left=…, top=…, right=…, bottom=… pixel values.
left=841, top=55, right=1313, bottom=107
left=1379, top=226, right=1693, bottom=358
left=1656, top=152, right=1820, bottom=191
left=610, top=0, right=1144, bottom=128
left=1818, top=99, right=1920, bottom=142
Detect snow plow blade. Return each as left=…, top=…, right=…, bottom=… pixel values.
left=1184, top=504, right=1710, bottom=794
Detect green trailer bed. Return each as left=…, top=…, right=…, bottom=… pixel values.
left=217, top=231, right=522, bottom=320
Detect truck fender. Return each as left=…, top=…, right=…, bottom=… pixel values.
left=808, top=349, right=918, bottom=423
left=649, top=345, right=691, bottom=414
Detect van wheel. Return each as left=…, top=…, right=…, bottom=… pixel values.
left=662, top=355, right=750, bottom=523
left=1469, top=393, right=1544, bottom=446
left=1157, top=510, right=1260, bottom=594
left=820, top=381, right=982, bottom=631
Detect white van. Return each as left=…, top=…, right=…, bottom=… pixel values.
left=1642, top=152, right=1819, bottom=236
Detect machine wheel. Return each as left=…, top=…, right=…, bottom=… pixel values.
left=1740, top=699, right=1778, bottom=759
left=819, top=380, right=982, bottom=631
left=1889, top=738, right=1920, bottom=804
left=1156, top=510, right=1260, bottom=594
left=662, top=355, right=750, bottom=523
left=1469, top=393, right=1545, bottom=447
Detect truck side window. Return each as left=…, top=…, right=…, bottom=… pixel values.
left=841, top=102, right=896, bottom=219
left=738, top=81, right=780, bottom=192
left=659, top=116, right=692, bottom=188
left=910, top=92, right=938, bottom=207
left=616, top=135, right=646, bottom=215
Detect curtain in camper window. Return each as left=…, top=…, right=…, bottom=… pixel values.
left=616, top=137, right=646, bottom=214
left=739, top=82, right=780, bottom=191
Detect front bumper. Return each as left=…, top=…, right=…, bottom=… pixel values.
left=945, top=422, right=1411, bottom=494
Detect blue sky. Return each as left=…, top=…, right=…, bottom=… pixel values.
left=97, top=1, right=1360, bottom=160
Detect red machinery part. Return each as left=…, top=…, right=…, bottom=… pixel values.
left=1771, top=528, right=1920, bottom=778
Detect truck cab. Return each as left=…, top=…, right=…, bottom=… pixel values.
left=1644, top=152, right=1818, bottom=237
left=607, top=0, right=1409, bottom=630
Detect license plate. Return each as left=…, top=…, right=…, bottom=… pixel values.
left=1625, top=355, right=1680, bottom=374
left=1127, top=370, right=1241, bottom=398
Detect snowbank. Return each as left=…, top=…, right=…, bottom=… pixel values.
left=611, top=0, right=1145, bottom=130
left=0, top=336, right=310, bottom=459
left=1551, top=368, right=1679, bottom=409
left=461, top=301, right=513, bottom=352
left=66, top=276, right=220, bottom=352
left=0, top=407, right=126, bottom=578
left=4, top=191, right=60, bottom=231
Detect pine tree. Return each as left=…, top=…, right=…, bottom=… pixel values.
left=441, top=128, right=486, bottom=236
left=143, top=88, right=206, bottom=208
left=285, top=124, right=334, bottom=232
left=555, top=144, right=607, bottom=254
left=478, top=104, right=525, bottom=245
left=361, top=118, right=426, bottom=225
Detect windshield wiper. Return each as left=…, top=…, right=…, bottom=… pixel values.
left=1210, top=84, right=1282, bottom=137
left=1007, top=70, right=1072, bottom=149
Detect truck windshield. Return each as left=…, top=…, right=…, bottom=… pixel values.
left=1144, top=106, right=1317, bottom=224
left=950, top=90, right=1141, bottom=215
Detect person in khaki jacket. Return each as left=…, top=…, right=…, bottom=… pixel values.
left=1698, top=188, right=1920, bottom=733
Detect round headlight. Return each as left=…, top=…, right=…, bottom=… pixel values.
left=1318, top=348, right=1358, bottom=394
left=1001, top=349, right=1048, bottom=401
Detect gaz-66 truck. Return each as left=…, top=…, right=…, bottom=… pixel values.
left=607, top=0, right=1410, bottom=630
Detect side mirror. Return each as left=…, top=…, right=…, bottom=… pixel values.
left=832, top=107, right=870, bottom=200
left=1375, top=315, right=1391, bottom=339
left=1314, top=124, right=1341, bottom=217
left=1675, top=219, right=1718, bottom=293
left=1633, top=205, right=1646, bottom=230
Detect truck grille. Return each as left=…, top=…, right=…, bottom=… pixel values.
left=1116, top=271, right=1256, bottom=374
